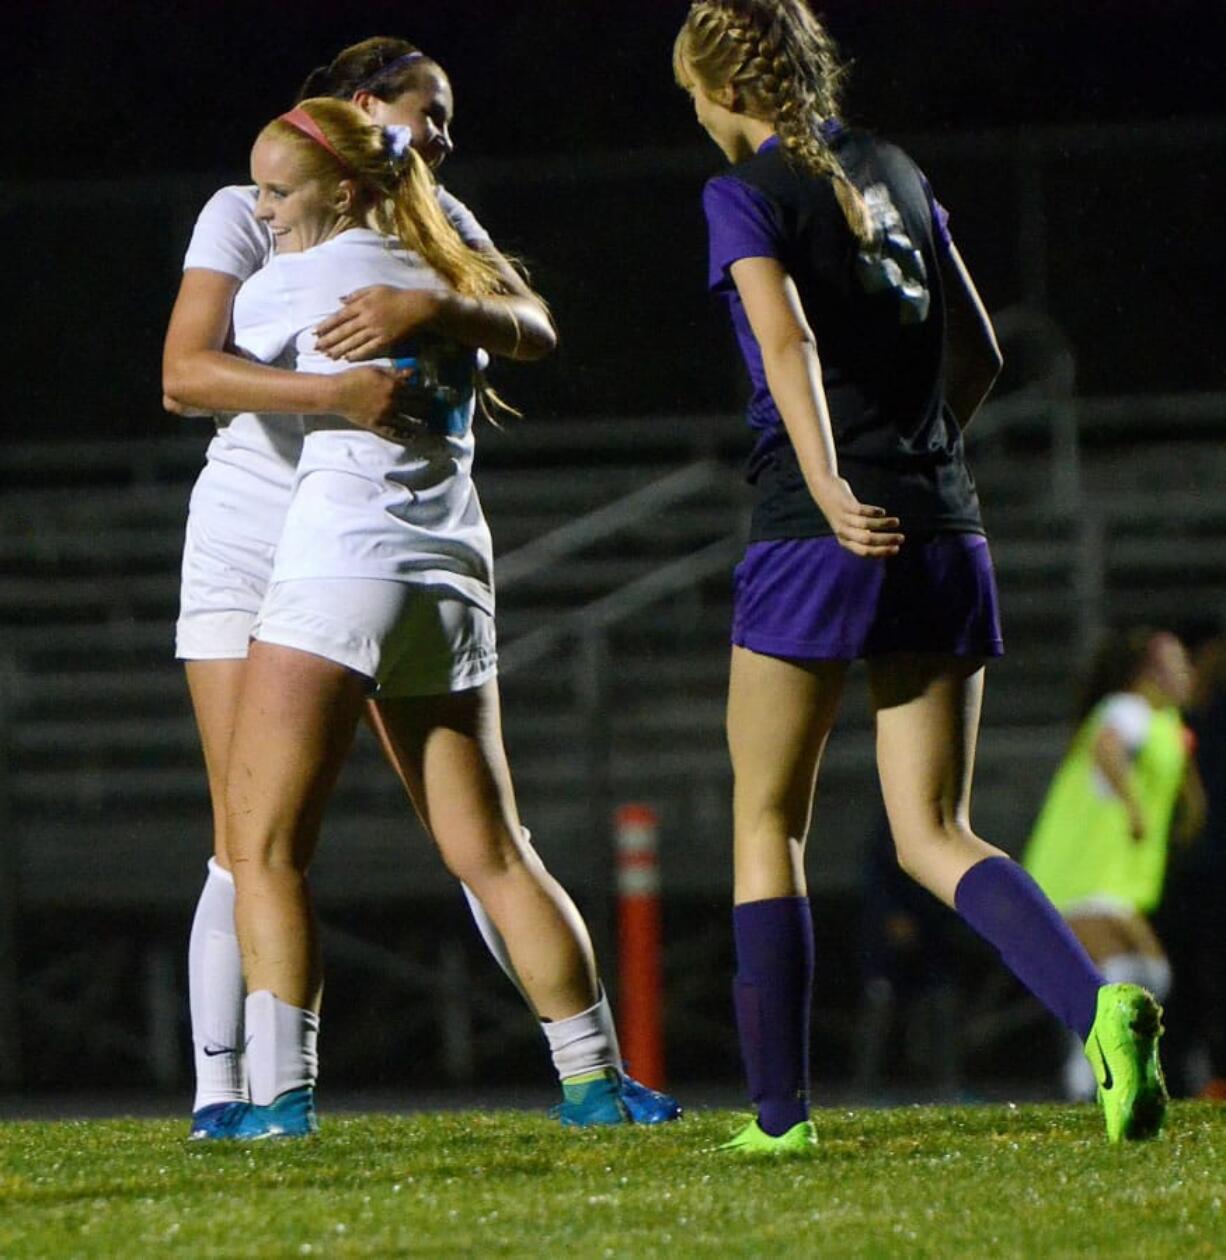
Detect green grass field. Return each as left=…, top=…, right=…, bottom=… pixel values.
left=2, top=1103, right=1224, bottom=1258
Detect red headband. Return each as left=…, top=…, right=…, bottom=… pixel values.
left=277, top=106, right=358, bottom=178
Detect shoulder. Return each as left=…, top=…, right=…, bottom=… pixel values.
left=190, top=185, right=261, bottom=239
left=702, top=158, right=786, bottom=230
left=184, top=184, right=271, bottom=281
left=435, top=185, right=492, bottom=249
left=1097, top=692, right=1154, bottom=747
left=712, top=145, right=793, bottom=199
left=199, top=184, right=258, bottom=216
left=310, top=230, right=446, bottom=288
left=839, top=130, right=931, bottom=209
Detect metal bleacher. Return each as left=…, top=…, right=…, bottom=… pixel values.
left=5, top=391, right=1226, bottom=904
left=3, top=383, right=1225, bottom=1091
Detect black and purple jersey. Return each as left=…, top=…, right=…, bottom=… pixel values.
left=703, top=126, right=983, bottom=541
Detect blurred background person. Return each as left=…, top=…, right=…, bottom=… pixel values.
left=1024, top=626, right=1203, bottom=1099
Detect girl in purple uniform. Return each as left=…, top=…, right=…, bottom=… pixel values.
left=674, top=0, right=1166, bottom=1150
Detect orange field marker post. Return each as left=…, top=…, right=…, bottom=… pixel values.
left=615, top=803, right=664, bottom=1089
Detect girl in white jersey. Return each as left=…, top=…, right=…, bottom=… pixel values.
left=175, top=97, right=624, bottom=1138
left=163, top=41, right=678, bottom=1137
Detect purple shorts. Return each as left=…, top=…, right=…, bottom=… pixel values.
left=731, top=534, right=1004, bottom=661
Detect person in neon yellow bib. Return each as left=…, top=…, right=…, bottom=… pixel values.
left=1024, top=627, right=1204, bottom=1098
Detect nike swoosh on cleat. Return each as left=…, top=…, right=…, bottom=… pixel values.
left=202, top=1045, right=238, bottom=1057
left=1091, top=1036, right=1113, bottom=1090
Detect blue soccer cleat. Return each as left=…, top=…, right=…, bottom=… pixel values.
left=232, top=1086, right=319, bottom=1140
left=618, top=1071, right=682, bottom=1124
left=188, top=1101, right=253, bottom=1141
left=552, top=1068, right=682, bottom=1127
left=190, top=1087, right=318, bottom=1141
left=553, top=1069, right=632, bottom=1126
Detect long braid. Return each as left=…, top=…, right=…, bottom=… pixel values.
left=676, top=0, right=874, bottom=243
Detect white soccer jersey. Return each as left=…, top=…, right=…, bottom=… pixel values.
left=181, top=183, right=493, bottom=505
left=232, top=227, right=493, bottom=613
left=177, top=182, right=498, bottom=657
left=1090, top=692, right=1154, bottom=798
left=181, top=185, right=302, bottom=545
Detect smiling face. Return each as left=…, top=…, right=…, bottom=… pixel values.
left=356, top=67, right=455, bottom=170
left=250, top=132, right=349, bottom=254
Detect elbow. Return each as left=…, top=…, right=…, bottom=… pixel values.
left=763, top=329, right=818, bottom=363
left=506, top=298, right=558, bottom=362
left=515, top=318, right=558, bottom=362
left=162, top=353, right=193, bottom=404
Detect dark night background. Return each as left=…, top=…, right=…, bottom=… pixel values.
left=10, top=1, right=1225, bottom=175
left=2, top=2, right=1224, bottom=1105
left=4, top=0, right=1223, bottom=441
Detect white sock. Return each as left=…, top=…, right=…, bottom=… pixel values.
left=1143, top=956, right=1172, bottom=1003
left=542, top=992, right=620, bottom=1083
left=1101, top=953, right=1162, bottom=993
left=245, top=990, right=319, bottom=1106
left=465, top=884, right=624, bottom=1079
left=461, top=881, right=533, bottom=1008
left=188, top=860, right=246, bottom=1110
left=459, top=828, right=623, bottom=1078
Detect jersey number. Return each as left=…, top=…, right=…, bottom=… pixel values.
left=854, top=183, right=930, bottom=325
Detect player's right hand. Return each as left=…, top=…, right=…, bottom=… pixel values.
left=329, top=365, right=423, bottom=441
left=812, top=475, right=903, bottom=558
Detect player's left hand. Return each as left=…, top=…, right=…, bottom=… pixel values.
left=314, top=287, right=446, bottom=362
left=812, top=474, right=904, bottom=558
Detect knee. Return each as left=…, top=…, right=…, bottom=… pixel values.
left=890, top=808, right=972, bottom=880
left=733, top=783, right=808, bottom=847
left=440, top=824, right=528, bottom=892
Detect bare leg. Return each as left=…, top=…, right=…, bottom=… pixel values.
left=1068, top=913, right=1166, bottom=966
left=723, top=646, right=847, bottom=1136
left=185, top=659, right=247, bottom=870
left=366, top=700, right=538, bottom=1013
left=225, top=641, right=367, bottom=1010
left=870, top=654, right=1005, bottom=906
left=373, top=680, right=597, bottom=1021
left=726, top=646, right=848, bottom=903
left=871, top=653, right=1103, bottom=1042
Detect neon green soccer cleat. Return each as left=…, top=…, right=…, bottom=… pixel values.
left=1084, top=982, right=1168, bottom=1143
left=718, top=1117, right=817, bottom=1156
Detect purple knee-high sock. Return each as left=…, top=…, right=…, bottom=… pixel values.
left=732, top=896, right=814, bottom=1136
left=954, top=856, right=1103, bottom=1040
